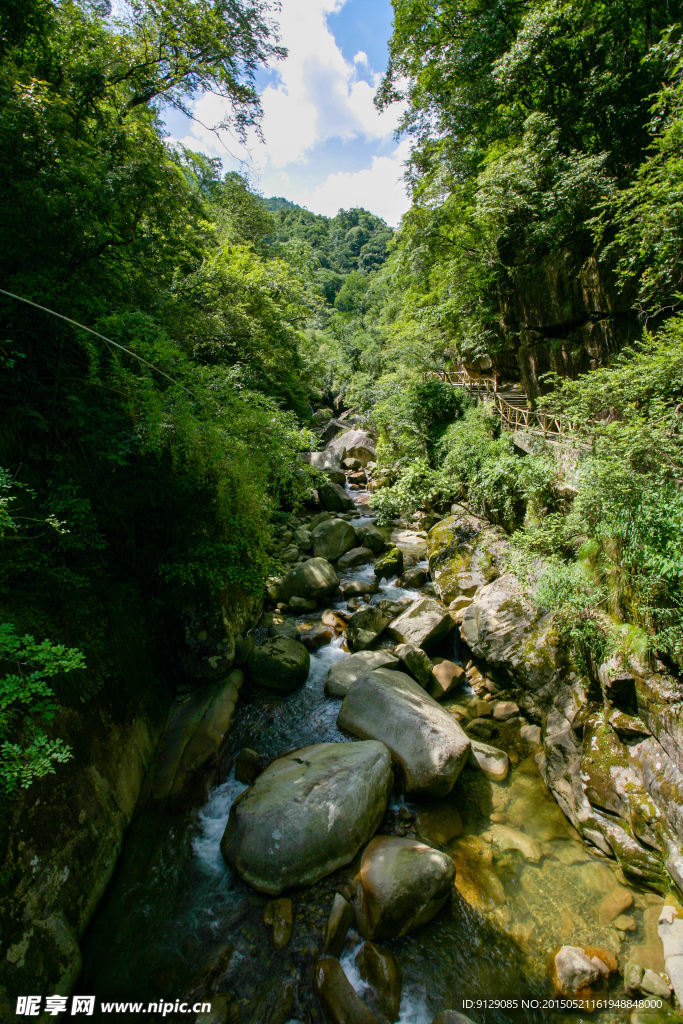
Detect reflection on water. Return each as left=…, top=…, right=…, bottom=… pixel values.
left=80, top=499, right=672, bottom=1024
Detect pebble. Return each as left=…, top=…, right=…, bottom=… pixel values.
left=492, top=701, right=520, bottom=721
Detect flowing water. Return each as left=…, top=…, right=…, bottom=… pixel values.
left=80, top=488, right=673, bottom=1024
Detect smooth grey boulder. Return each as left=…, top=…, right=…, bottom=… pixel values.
left=400, top=566, right=428, bottom=588
left=345, top=606, right=391, bottom=652
left=325, top=651, right=399, bottom=699
left=221, top=741, right=393, bottom=895
left=387, top=597, right=455, bottom=651
left=277, top=557, right=339, bottom=602
left=337, top=547, right=373, bottom=569
left=337, top=669, right=470, bottom=797
left=357, top=524, right=386, bottom=555
left=393, top=643, right=433, bottom=688
left=319, top=481, right=356, bottom=513
left=354, top=836, right=455, bottom=940
left=310, top=448, right=344, bottom=472
left=312, top=518, right=357, bottom=561
left=328, top=429, right=376, bottom=466
left=247, top=636, right=310, bottom=692
left=468, top=739, right=509, bottom=780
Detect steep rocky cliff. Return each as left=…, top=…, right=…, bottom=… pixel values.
left=465, top=245, right=642, bottom=400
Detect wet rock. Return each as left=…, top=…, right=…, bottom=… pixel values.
left=321, top=609, right=348, bottom=631
left=450, top=835, right=506, bottom=912
left=314, top=957, right=380, bottom=1024
left=393, top=643, right=433, bottom=688
left=427, top=659, right=465, bottom=701
left=248, top=975, right=297, bottom=1024
left=400, top=567, right=428, bottom=588
left=288, top=596, right=317, bottom=613
left=520, top=723, right=541, bottom=745
left=377, top=599, right=405, bottom=620
left=482, top=823, right=542, bottom=861
left=299, top=624, right=334, bottom=652
left=324, top=893, right=355, bottom=957
left=312, top=519, right=358, bottom=560
left=263, top=898, right=292, bottom=950
left=325, top=651, right=399, bottom=699
left=319, top=481, right=356, bottom=513
left=221, top=741, right=392, bottom=895
left=248, top=637, right=310, bottom=693
left=337, top=668, right=470, bottom=797
left=492, top=700, right=519, bottom=721
left=235, top=747, right=261, bottom=785
left=465, top=718, right=498, bottom=742
left=658, top=904, right=683, bottom=1005
left=269, top=617, right=299, bottom=640
left=343, top=457, right=362, bottom=470
left=468, top=740, right=510, bottom=781
left=357, top=941, right=403, bottom=1022
left=327, top=469, right=348, bottom=487
left=374, top=547, right=404, bottom=581
left=641, top=969, right=672, bottom=999
left=337, top=547, right=373, bottom=569
left=614, top=914, right=636, bottom=932
left=387, top=597, right=455, bottom=652
left=413, top=803, right=463, bottom=847
left=277, top=557, right=340, bottom=602
left=357, top=524, right=386, bottom=555
left=343, top=580, right=380, bottom=597
left=354, top=836, right=455, bottom=940
left=624, top=961, right=644, bottom=994
left=345, top=606, right=391, bottom=652
left=597, top=887, right=633, bottom=925
left=553, top=946, right=604, bottom=995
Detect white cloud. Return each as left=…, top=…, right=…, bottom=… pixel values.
left=286, top=139, right=413, bottom=226
left=167, top=0, right=410, bottom=219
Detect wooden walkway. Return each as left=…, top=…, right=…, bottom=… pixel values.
left=428, top=369, right=584, bottom=447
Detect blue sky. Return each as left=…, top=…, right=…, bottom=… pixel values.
left=165, top=0, right=412, bottom=225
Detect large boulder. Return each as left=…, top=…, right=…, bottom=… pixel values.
left=247, top=637, right=310, bottom=693
left=387, top=597, right=455, bottom=652
left=277, top=557, right=340, bottom=603
left=221, top=741, right=393, bottom=895
left=328, top=429, right=376, bottom=467
left=312, top=519, right=358, bottom=560
left=326, top=651, right=399, bottom=699
left=337, top=668, right=470, bottom=797
left=354, top=836, right=455, bottom=939
left=319, top=481, right=356, bottom=513
left=345, top=606, right=391, bottom=652
left=309, top=448, right=344, bottom=472
left=460, top=574, right=563, bottom=694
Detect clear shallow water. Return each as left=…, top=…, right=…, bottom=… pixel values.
left=80, top=495, right=661, bottom=1024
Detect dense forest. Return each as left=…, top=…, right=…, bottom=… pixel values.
left=3, top=0, right=683, bottom=1016
left=2, top=0, right=683, bottom=802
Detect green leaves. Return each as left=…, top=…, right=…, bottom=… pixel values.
left=0, top=623, right=84, bottom=795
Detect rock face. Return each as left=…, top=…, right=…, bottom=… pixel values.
left=221, top=742, right=392, bottom=895
left=247, top=637, right=310, bottom=693
left=326, top=651, right=399, bottom=699
left=277, top=557, right=340, bottom=602
left=345, top=607, right=391, bottom=652
left=387, top=597, right=455, bottom=652
left=354, top=836, right=455, bottom=940
left=318, top=481, right=356, bottom=513
left=312, top=519, right=358, bottom=560
left=314, top=957, right=380, bottom=1024
left=337, top=669, right=470, bottom=797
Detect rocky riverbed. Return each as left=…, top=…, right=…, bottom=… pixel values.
left=79, top=430, right=683, bottom=1024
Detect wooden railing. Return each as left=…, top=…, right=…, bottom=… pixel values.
left=427, top=368, right=583, bottom=445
